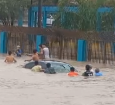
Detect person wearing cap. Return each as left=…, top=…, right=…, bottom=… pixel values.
left=95, top=68, right=103, bottom=76
left=16, top=45, right=22, bottom=57
left=32, top=61, right=44, bottom=72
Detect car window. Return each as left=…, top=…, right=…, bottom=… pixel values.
left=24, top=62, right=46, bottom=69
left=51, top=63, right=68, bottom=73
left=62, top=63, right=72, bottom=71
left=39, top=62, right=47, bottom=69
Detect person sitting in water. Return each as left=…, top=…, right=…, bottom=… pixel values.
left=95, top=68, right=103, bottom=76
left=4, top=51, right=17, bottom=63
left=15, top=45, right=22, bottom=57
left=82, top=64, right=93, bottom=76
left=25, top=49, right=39, bottom=62
left=32, top=61, right=44, bottom=72
left=44, top=63, right=56, bottom=74
left=68, top=67, right=79, bottom=77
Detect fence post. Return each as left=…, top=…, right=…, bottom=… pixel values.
left=18, top=10, right=23, bottom=26
left=28, top=7, right=32, bottom=27
left=43, top=10, right=47, bottom=28
left=0, top=32, right=7, bottom=53
left=77, top=40, right=87, bottom=62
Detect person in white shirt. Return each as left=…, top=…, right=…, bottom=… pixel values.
left=42, top=44, right=50, bottom=59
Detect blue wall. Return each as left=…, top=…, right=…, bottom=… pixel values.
left=0, top=32, right=7, bottom=53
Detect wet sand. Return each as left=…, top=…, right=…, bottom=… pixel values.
left=0, top=55, right=115, bottom=105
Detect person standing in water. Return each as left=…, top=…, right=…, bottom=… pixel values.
left=68, top=67, right=79, bottom=77
left=82, top=65, right=93, bottom=76
left=44, top=63, right=56, bottom=74
left=37, top=44, right=44, bottom=59
left=95, top=68, right=103, bottom=76
left=32, top=61, right=44, bottom=72
left=42, top=44, right=50, bottom=60
left=25, top=49, right=39, bottom=62
left=5, top=51, right=17, bottom=63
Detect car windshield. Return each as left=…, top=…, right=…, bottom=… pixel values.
left=50, top=62, right=71, bottom=73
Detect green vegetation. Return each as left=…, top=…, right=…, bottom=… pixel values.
left=0, top=0, right=115, bottom=31
left=53, top=0, right=115, bottom=31
left=0, top=0, right=30, bottom=26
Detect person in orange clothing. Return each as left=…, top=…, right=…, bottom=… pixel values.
left=68, top=67, right=78, bottom=77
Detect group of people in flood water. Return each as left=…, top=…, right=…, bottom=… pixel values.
left=67, top=64, right=103, bottom=77
left=4, top=44, right=49, bottom=63
left=4, top=43, right=103, bottom=76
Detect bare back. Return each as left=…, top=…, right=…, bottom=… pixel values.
left=5, top=55, right=16, bottom=63
left=32, top=53, right=39, bottom=61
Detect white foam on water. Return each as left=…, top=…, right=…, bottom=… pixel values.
left=0, top=55, right=115, bottom=105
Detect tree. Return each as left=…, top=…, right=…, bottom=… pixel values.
left=53, top=0, right=115, bottom=31
left=0, top=0, right=30, bottom=26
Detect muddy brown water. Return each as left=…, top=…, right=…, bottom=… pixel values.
left=0, top=55, right=115, bottom=105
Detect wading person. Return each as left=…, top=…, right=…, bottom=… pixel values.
left=25, top=49, right=39, bottom=62
left=37, top=44, right=44, bottom=59
left=95, top=68, right=103, bottom=76
left=82, top=64, right=93, bottom=76
left=15, top=45, right=22, bottom=57
left=68, top=67, right=79, bottom=77
left=44, top=63, right=56, bottom=74
left=42, top=44, right=50, bottom=60
left=5, top=51, right=17, bottom=63
left=32, top=61, right=44, bottom=72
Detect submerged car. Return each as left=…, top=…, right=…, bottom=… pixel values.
left=24, top=60, right=77, bottom=73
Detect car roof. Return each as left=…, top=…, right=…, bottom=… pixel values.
left=40, top=60, right=69, bottom=64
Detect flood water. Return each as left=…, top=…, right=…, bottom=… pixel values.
left=0, top=55, right=115, bottom=105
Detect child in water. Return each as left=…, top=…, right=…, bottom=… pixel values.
left=95, top=68, right=103, bottom=76
left=32, top=61, right=44, bottom=72
left=82, top=65, right=93, bottom=76
left=68, top=67, right=79, bottom=77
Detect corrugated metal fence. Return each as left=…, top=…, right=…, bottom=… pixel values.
left=0, top=25, right=115, bottom=64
